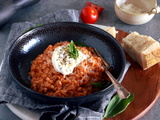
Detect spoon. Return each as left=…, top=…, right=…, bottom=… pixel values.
left=149, top=6, right=160, bottom=14
left=93, top=48, right=130, bottom=99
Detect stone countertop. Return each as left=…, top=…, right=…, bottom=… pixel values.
left=0, top=0, right=159, bottom=120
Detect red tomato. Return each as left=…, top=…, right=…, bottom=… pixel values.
left=80, top=6, right=98, bottom=24
left=86, top=1, right=104, bottom=14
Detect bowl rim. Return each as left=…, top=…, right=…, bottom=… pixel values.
left=8, top=22, right=126, bottom=100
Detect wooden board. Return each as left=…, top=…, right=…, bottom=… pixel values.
left=105, top=30, right=160, bottom=120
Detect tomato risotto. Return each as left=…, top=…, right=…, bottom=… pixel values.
left=30, top=41, right=108, bottom=97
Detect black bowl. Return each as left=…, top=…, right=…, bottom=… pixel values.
left=8, top=22, right=126, bottom=106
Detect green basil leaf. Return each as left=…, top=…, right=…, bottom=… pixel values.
left=24, top=24, right=43, bottom=33
left=74, top=41, right=87, bottom=47
left=103, top=93, right=134, bottom=118
left=91, top=82, right=104, bottom=88
left=91, top=81, right=110, bottom=89
left=68, top=40, right=79, bottom=59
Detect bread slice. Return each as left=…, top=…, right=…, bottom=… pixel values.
left=90, top=24, right=117, bottom=38
left=122, top=32, right=160, bottom=70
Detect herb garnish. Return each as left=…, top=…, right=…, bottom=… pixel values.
left=91, top=81, right=110, bottom=89
left=24, top=24, right=43, bottom=33
left=68, top=40, right=79, bottom=59
left=103, top=93, right=134, bottom=118
left=92, top=81, right=134, bottom=118
left=74, top=41, right=87, bottom=47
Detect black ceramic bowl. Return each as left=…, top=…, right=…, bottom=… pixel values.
left=8, top=22, right=126, bottom=106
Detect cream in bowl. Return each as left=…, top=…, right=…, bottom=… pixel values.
left=114, top=0, right=160, bottom=25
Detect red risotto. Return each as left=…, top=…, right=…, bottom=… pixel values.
left=30, top=41, right=108, bottom=97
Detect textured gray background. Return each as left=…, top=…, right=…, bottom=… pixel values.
left=0, top=0, right=160, bottom=120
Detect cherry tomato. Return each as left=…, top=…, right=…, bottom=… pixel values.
left=86, top=1, right=104, bottom=14
left=80, top=6, right=98, bottom=24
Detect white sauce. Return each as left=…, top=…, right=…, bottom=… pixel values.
left=52, top=44, right=89, bottom=75
left=120, top=3, right=146, bottom=14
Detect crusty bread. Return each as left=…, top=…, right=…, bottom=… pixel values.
left=90, top=24, right=117, bottom=38
left=122, top=32, right=160, bottom=70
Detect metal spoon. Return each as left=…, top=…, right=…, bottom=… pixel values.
left=149, top=6, right=160, bottom=14
left=93, top=48, right=130, bottom=99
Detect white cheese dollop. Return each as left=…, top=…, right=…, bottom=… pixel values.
left=52, top=45, right=89, bottom=75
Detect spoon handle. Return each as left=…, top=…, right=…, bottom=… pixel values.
left=93, top=48, right=130, bottom=99
left=104, top=69, right=130, bottom=99
left=149, top=6, right=160, bottom=14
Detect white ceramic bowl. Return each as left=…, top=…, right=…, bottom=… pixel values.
left=114, top=0, right=160, bottom=25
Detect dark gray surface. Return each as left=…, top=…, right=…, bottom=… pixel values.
left=0, top=0, right=160, bottom=120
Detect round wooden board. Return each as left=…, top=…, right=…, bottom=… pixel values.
left=105, top=30, right=160, bottom=120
